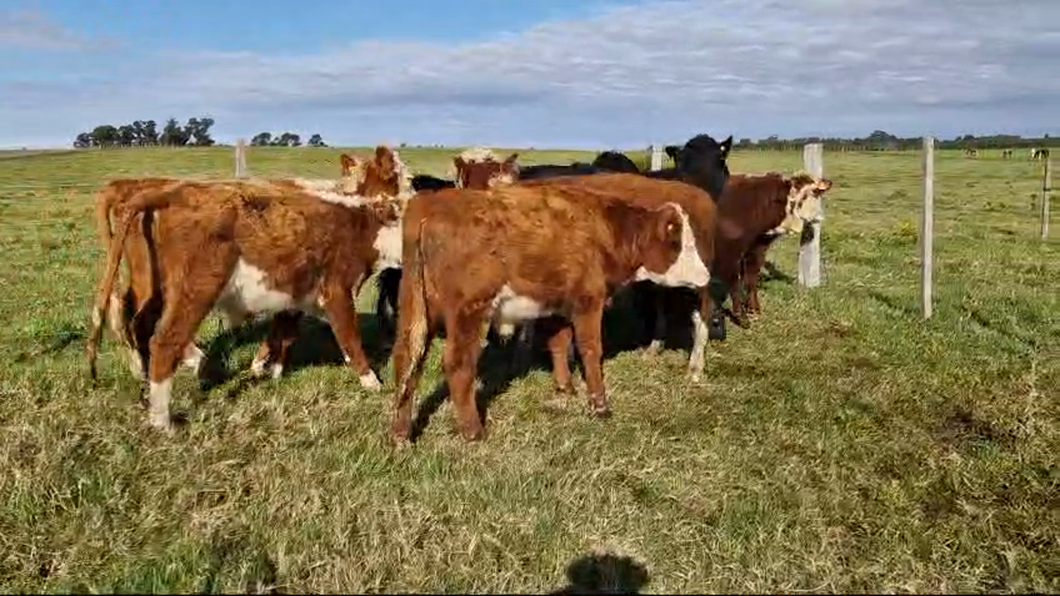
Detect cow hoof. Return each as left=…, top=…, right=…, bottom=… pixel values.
left=250, top=357, right=269, bottom=378
left=642, top=340, right=663, bottom=359
left=146, top=414, right=175, bottom=436
left=459, top=423, right=486, bottom=441
left=708, top=317, right=727, bottom=341
left=359, top=371, right=382, bottom=390
left=687, top=370, right=704, bottom=384
left=589, top=403, right=612, bottom=419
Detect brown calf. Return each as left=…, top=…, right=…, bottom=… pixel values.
left=94, top=146, right=414, bottom=384
left=518, top=173, right=725, bottom=381
left=389, top=182, right=710, bottom=443
left=452, top=147, right=520, bottom=190
left=713, top=171, right=833, bottom=324
left=87, top=178, right=405, bottom=434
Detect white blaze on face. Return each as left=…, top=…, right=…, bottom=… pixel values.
left=635, top=204, right=711, bottom=289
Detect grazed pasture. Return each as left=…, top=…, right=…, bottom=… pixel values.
left=0, top=146, right=1056, bottom=593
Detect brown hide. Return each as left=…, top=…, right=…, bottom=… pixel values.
left=88, top=179, right=402, bottom=433
left=390, top=183, right=693, bottom=443
left=517, top=173, right=722, bottom=380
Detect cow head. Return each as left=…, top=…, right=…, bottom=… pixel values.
left=452, top=147, right=520, bottom=189
left=773, top=172, right=833, bottom=235
left=674, top=134, right=732, bottom=199
left=357, top=145, right=415, bottom=201
left=634, top=202, right=711, bottom=289
left=664, top=145, right=682, bottom=164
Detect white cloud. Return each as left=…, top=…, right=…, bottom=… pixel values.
left=0, top=10, right=115, bottom=51
left=1, top=0, right=1058, bottom=148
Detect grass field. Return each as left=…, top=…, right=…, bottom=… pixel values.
left=0, top=145, right=1056, bottom=593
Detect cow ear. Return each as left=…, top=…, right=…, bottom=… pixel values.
left=815, top=178, right=833, bottom=191
left=375, top=146, right=396, bottom=175
left=504, top=153, right=519, bottom=165
left=720, top=135, right=733, bottom=156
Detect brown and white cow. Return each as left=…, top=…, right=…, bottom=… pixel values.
left=389, top=181, right=711, bottom=443
left=93, top=146, right=414, bottom=386
left=713, top=171, right=833, bottom=324
left=518, top=173, right=725, bottom=381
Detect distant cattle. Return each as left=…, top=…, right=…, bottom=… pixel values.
left=1031, top=148, right=1051, bottom=160
left=1002, top=149, right=1013, bottom=159
left=713, top=172, right=834, bottom=325
left=591, top=150, right=641, bottom=174
left=964, top=148, right=979, bottom=158
left=411, top=174, right=455, bottom=191
left=389, top=181, right=711, bottom=442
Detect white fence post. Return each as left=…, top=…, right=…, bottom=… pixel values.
left=1042, top=156, right=1052, bottom=240
left=920, top=136, right=935, bottom=319
left=649, top=145, right=664, bottom=171
left=798, top=143, right=824, bottom=287
left=235, top=138, right=247, bottom=178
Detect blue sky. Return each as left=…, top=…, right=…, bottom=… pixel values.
left=1, top=0, right=1057, bottom=149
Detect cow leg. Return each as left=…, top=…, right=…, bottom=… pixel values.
left=744, top=244, right=768, bottom=320
left=321, top=280, right=380, bottom=390
left=511, top=322, right=535, bottom=373
left=542, top=318, right=576, bottom=395
left=443, top=312, right=487, bottom=441
left=642, top=287, right=668, bottom=358
left=570, top=302, right=609, bottom=418
left=391, top=328, right=436, bottom=444
left=146, top=268, right=230, bottom=434
left=688, top=300, right=710, bottom=384
left=250, top=311, right=303, bottom=379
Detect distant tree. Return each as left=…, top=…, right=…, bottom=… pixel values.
left=184, top=117, right=215, bottom=146
left=251, top=132, right=273, bottom=146
left=272, top=132, right=301, bottom=147
left=307, top=133, right=326, bottom=147
left=159, top=118, right=187, bottom=146
left=73, top=132, right=93, bottom=148
left=91, top=124, right=119, bottom=147
left=142, top=119, right=159, bottom=144
left=117, top=124, right=137, bottom=146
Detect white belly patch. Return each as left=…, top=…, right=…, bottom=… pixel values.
left=490, top=284, right=555, bottom=326
left=216, top=258, right=320, bottom=319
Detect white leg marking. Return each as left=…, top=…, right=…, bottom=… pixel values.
left=147, top=377, right=174, bottom=433
left=359, top=370, right=382, bottom=390
left=270, top=363, right=284, bottom=379
left=250, top=355, right=269, bottom=378
left=181, top=343, right=205, bottom=377
left=687, top=310, right=709, bottom=383
left=127, top=349, right=144, bottom=379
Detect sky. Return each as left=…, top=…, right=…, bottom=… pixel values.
left=0, top=0, right=1057, bottom=149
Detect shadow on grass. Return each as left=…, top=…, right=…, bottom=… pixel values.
left=406, top=286, right=695, bottom=440
left=198, top=311, right=392, bottom=399
left=550, top=552, right=650, bottom=595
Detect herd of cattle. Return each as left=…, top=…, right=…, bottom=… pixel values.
left=86, top=133, right=834, bottom=443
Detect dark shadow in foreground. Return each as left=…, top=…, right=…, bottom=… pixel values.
left=550, top=552, right=650, bottom=595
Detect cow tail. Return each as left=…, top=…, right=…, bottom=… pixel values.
left=395, top=217, right=431, bottom=399
left=86, top=190, right=170, bottom=381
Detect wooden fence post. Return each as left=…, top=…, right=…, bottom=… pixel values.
left=798, top=143, right=824, bottom=287
left=235, top=138, right=247, bottom=178
left=1042, top=156, right=1052, bottom=240
left=920, top=136, right=935, bottom=319
left=649, top=144, right=664, bottom=171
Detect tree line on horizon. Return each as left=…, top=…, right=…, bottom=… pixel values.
left=72, top=121, right=1056, bottom=151
left=737, top=130, right=1057, bottom=152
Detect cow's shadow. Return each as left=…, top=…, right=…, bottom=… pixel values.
left=550, top=552, right=650, bottom=595
left=406, top=287, right=700, bottom=440
left=197, top=311, right=392, bottom=398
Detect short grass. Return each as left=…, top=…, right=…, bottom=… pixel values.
left=0, top=145, right=1056, bottom=593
